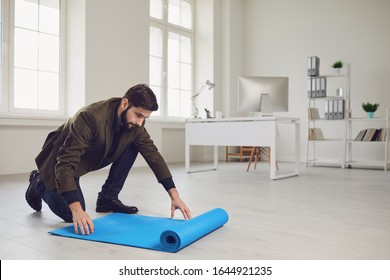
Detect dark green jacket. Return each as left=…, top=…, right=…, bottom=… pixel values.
left=35, top=98, right=173, bottom=194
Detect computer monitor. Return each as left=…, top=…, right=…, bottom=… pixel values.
left=238, top=76, right=289, bottom=116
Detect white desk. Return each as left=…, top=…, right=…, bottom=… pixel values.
left=185, top=116, right=300, bottom=179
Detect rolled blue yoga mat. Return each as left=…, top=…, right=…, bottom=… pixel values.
left=49, top=208, right=228, bottom=252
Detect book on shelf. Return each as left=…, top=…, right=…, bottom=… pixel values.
left=308, top=108, right=320, bottom=120
left=380, top=128, right=388, bottom=141
left=354, top=129, right=366, bottom=141
left=354, top=128, right=387, bottom=141
left=362, top=128, right=377, bottom=141
left=371, top=129, right=381, bottom=141
left=308, top=128, right=324, bottom=140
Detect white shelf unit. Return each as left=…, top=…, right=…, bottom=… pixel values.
left=345, top=109, right=390, bottom=170
left=306, top=62, right=389, bottom=171
left=306, top=64, right=351, bottom=168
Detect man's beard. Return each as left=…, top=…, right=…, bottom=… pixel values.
left=120, top=107, right=135, bottom=132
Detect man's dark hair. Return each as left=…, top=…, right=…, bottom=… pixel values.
left=123, top=84, right=158, bottom=111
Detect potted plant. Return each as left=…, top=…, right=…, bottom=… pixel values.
left=362, top=102, right=379, bottom=118
left=331, top=60, right=343, bottom=74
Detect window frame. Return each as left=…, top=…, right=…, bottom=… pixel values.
left=0, top=0, right=66, bottom=117
left=149, top=0, right=195, bottom=121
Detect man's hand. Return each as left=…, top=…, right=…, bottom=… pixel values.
left=69, top=201, right=94, bottom=235
left=168, top=188, right=191, bottom=220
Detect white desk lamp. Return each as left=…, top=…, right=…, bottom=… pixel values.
left=191, top=80, right=216, bottom=118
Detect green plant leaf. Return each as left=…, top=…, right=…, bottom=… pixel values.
left=361, top=102, right=379, bottom=112
left=332, top=60, right=343, bottom=68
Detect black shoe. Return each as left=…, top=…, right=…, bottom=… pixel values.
left=96, top=197, right=138, bottom=214
left=25, top=170, right=42, bottom=212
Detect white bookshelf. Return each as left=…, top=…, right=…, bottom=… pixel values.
left=345, top=110, right=390, bottom=170
left=306, top=64, right=350, bottom=168
left=305, top=62, right=389, bottom=170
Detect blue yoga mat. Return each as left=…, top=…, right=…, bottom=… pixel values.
left=49, top=208, right=229, bottom=252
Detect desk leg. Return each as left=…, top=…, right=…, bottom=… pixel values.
left=270, top=124, right=277, bottom=179
left=271, top=121, right=300, bottom=180
left=295, top=122, right=300, bottom=174
left=185, top=143, right=190, bottom=173
left=213, top=145, right=218, bottom=170
left=185, top=124, right=190, bottom=173
left=185, top=144, right=218, bottom=173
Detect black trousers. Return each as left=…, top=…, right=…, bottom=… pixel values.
left=36, top=144, right=139, bottom=222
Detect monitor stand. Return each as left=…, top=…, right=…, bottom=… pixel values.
left=259, top=93, right=273, bottom=116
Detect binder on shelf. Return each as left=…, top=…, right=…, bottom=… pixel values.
left=308, top=78, right=313, bottom=97
left=323, top=99, right=345, bottom=120
left=337, top=99, right=344, bottom=119
left=320, top=77, right=327, bottom=97
left=307, top=56, right=320, bottom=76
left=334, top=100, right=339, bottom=119
left=308, top=77, right=327, bottom=98
left=311, top=78, right=316, bottom=97
left=324, top=100, right=329, bottom=119
left=316, top=78, right=321, bottom=97
left=329, top=100, right=334, bottom=119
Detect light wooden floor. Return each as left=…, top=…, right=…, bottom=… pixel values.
left=1, top=161, right=389, bottom=260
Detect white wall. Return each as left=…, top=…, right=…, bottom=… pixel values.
left=242, top=0, right=390, bottom=115
left=217, top=0, right=244, bottom=118
left=66, top=0, right=86, bottom=116
left=0, top=125, right=53, bottom=174
left=220, top=0, right=390, bottom=162
left=84, top=0, right=150, bottom=104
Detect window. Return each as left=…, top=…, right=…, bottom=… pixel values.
left=149, top=0, right=194, bottom=119
left=0, top=0, right=63, bottom=116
